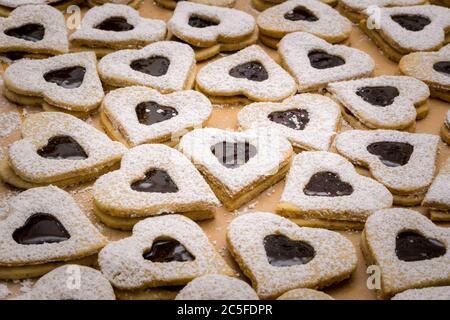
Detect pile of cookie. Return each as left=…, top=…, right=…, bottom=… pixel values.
left=0, top=0, right=449, bottom=300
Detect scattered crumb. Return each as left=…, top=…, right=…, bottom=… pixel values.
left=19, top=279, right=33, bottom=294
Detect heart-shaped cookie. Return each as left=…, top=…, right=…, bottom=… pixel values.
left=360, top=5, right=450, bottom=62
left=400, top=44, right=450, bottom=103
left=422, top=157, right=450, bottom=222
left=196, top=45, right=296, bottom=104
left=0, top=1, right=81, bottom=17
left=391, top=286, right=450, bottom=300
left=0, top=112, right=126, bottom=189
left=328, top=76, right=430, bottom=131
left=362, top=208, right=450, bottom=299
left=237, top=93, right=341, bottom=151
left=279, top=32, right=375, bottom=92
left=70, top=4, right=166, bottom=56
left=0, top=186, right=107, bottom=280
left=101, top=86, right=212, bottom=147
left=277, top=151, right=393, bottom=230
left=0, top=4, right=68, bottom=57
left=257, top=0, right=352, bottom=45
left=98, top=214, right=233, bottom=299
left=3, top=52, right=104, bottom=114
left=168, top=2, right=256, bottom=47
left=98, top=41, right=196, bottom=93
left=277, top=288, right=334, bottom=300
left=93, top=144, right=219, bottom=230
left=337, top=0, right=426, bottom=23
left=335, top=129, right=440, bottom=206
left=227, top=212, right=357, bottom=299
left=18, top=265, right=116, bottom=300
left=179, top=127, right=293, bottom=211
left=155, top=0, right=236, bottom=10
left=175, top=274, right=259, bottom=300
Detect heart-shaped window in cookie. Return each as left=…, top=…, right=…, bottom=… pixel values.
left=264, top=234, right=315, bottom=267
left=391, top=14, right=431, bottom=32
left=4, top=23, right=45, bottom=42
left=229, top=61, right=269, bottom=82
left=395, top=230, right=446, bottom=262
left=131, top=169, right=179, bottom=193
left=188, top=15, right=220, bottom=28
left=94, top=16, right=134, bottom=32
left=135, top=101, right=179, bottom=126
left=143, top=237, right=195, bottom=262
left=211, top=141, right=257, bottom=169
left=433, top=61, right=450, bottom=76
left=130, top=56, right=170, bottom=77
left=367, top=141, right=414, bottom=167
left=304, top=171, right=354, bottom=197
left=284, top=6, right=318, bottom=22
left=356, top=86, right=400, bottom=107
left=13, top=212, right=71, bottom=245
left=268, top=109, right=310, bottom=131
left=37, top=135, right=88, bottom=160
left=308, top=50, right=346, bottom=69
left=43, top=66, right=86, bottom=89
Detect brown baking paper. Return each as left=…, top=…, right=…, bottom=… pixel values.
left=0, top=0, right=449, bottom=300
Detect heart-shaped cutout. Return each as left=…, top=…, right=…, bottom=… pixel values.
left=433, top=61, right=450, bottom=76
left=328, top=76, right=429, bottom=130
left=98, top=215, right=233, bottom=290
left=92, top=144, right=219, bottom=230
left=210, top=141, right=257, bottom=169
left=188, top=15, right=219, bottom=28
left=362, top=208, right=450, bottom=298
left=284, top=6, right=319, bottom=22
left=4, top=23, right=45, bottom=42
left=395, top=231, right=446, bottom=262
left=179, top=128, right=293, bottom=210
left=143, top=237, right=195, bottom=262
left=391, top=14, right=431, bottom=32
left=131, top=169, right=179, bottom=193
left=70, top=4, right=166, bottom=51
left=43, top=66, right=86, bottom=89
left=366, top=141, right=414, bottom=167
left=0, top=5, right=68, bottom=56
left=227, top=212, right=357, bottom=299
left=277, top=151, right=392, bottom=228
left=279, top=32, right=374, bottom=91
left=238, top=94, right=340, bottom=151
left=101, top=86, right=212, bottom=147
left=37, top=135, right=88, bottom=160
left=264, top=234, right=315, bottom=267
left=12, top=212, right=70, bottom=245
left=304, top=171, right=354, bottom=197
left=196, top=45, right=296, bottom=102
left=335, top=130, right=439, bottom=205
left=98, top=41, right=195, bottom=93
left=0, top=186, right=107, bottom=279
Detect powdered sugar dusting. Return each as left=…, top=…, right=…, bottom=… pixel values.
left=0, top=111, right=21, bottom=137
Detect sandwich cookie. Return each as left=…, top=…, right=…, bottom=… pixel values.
left=277, top=288, right=334, bottom=300
left=98, top=214, right=233, bottom=300
left=179, top=128, right=293, bottom=211
left=155, top=0, right=236, bottom=11
left=0, top=112, right=126, bottom=189
left=0, top=0, right=83, bottom=18
left=335, top=129, right=440, bottom=206
left=167, top=2, right=257, bottom=61
left=391, top=286, right=450, bottom=300
left=360, top=5, right=450, bottom=62
left=237, top=93, right=341, bottom=152
left=70, top=4, right=166, bottom=58
left=0, top=186, right=107, bottom=280
left=17, top=265, right=115, bottom=300
left=279, top=32, right=375, bottom=92
left=98, top=41, right=196, bottom=93
left=3, top=52, right=104, bottom=118
left=361, top=208, right=450, bottom=299
left=399, top=44, right=450, bottom=102
left=195, top=45, right=297, bottom=104
left=327, top=76, right=430, bottom=132
left=422, top=157, right=450, bottom=222
left=252, top=0, right=337, bottom=12
left=277, top=151, right=393, bottom=230
left=227, top=212, right=357, bottom=299
left=92, top=144, right=220, bottom=230
left=0, top=5, right=68, bottom=63
left=100, top=86, right=212, bottom=148
left=257, top=0, right=352, bottom=49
